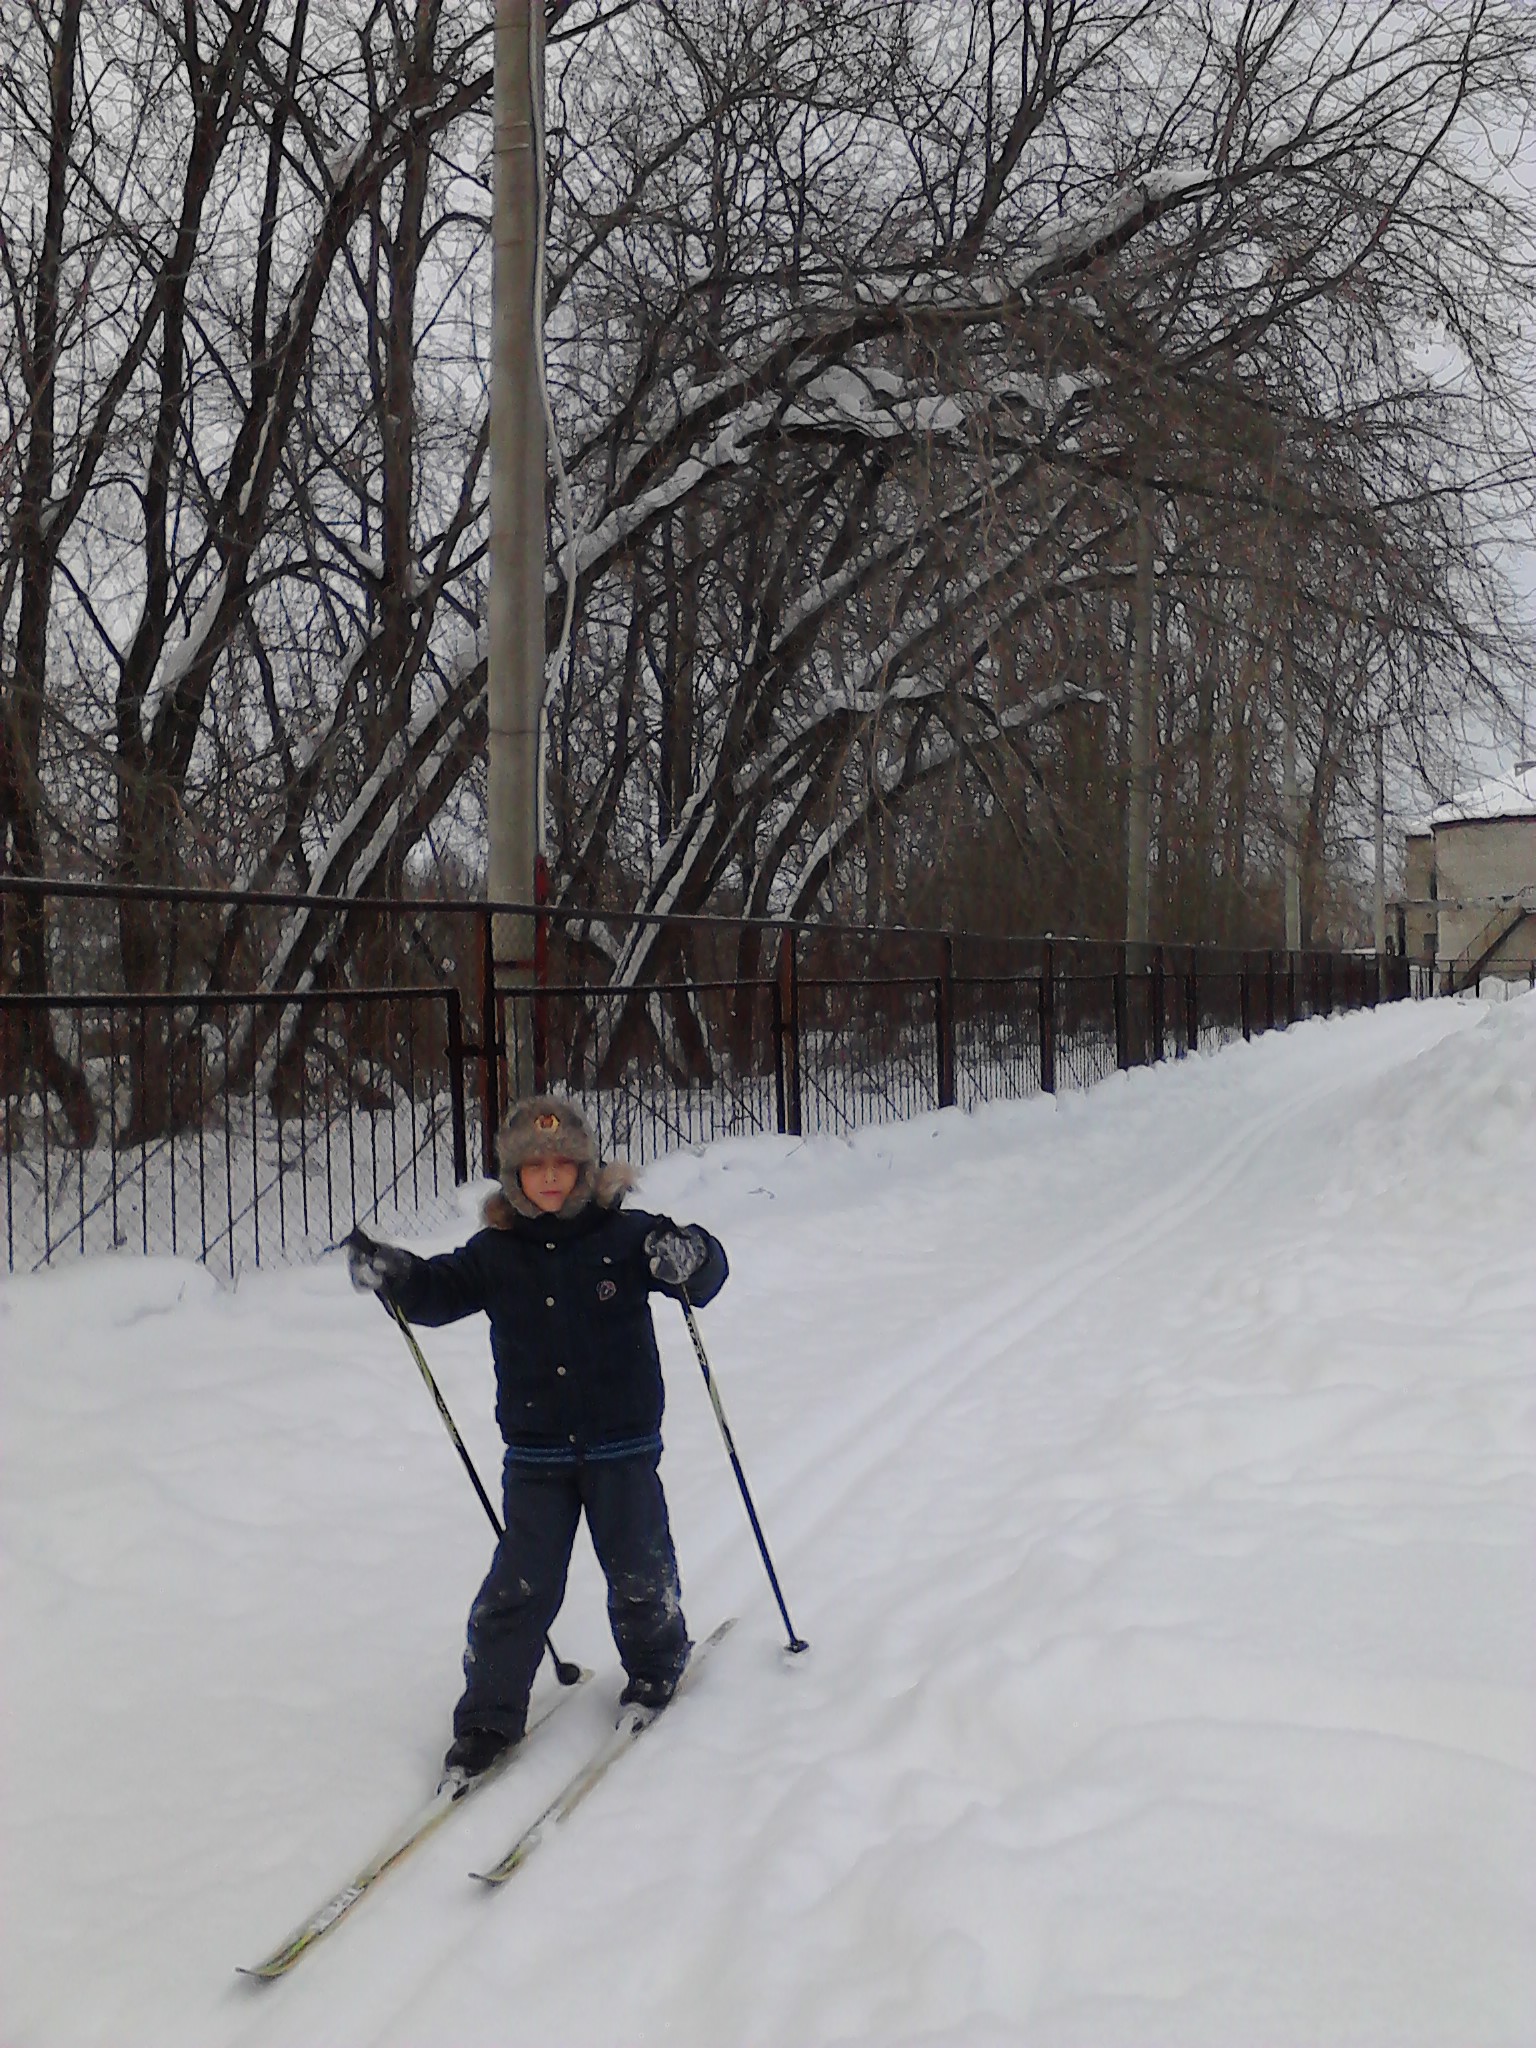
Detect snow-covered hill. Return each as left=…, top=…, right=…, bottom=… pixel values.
left=4, top=994, right=1533, bottom=2048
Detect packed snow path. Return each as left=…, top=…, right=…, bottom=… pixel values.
left=4, top=996, right=1533, bottom=2048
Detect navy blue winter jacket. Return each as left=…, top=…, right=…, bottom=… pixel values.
left=388, top=1198, right=727, bottom=1466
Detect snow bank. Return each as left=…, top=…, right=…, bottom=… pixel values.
left=2, top=996, right=1532, bottom=2047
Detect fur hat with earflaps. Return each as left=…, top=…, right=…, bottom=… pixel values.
left=483, top=1093, right=635, bottom=1226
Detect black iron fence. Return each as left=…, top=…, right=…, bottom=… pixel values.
left=2, top=985, right=468, bottom=1272
left=1, top=877, right=1410, bottom=1275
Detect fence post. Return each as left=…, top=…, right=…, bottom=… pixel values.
left=771, top=972, right=787, bottom=1134
left=936, top=937, right=957, bottom=1109
left=776, top=927, right=802, bottom=1136
left=1185, top=949, right=1199, bottom=1054
left=1286, top=950, right=1297, bottom=1024
left=445, top=987, right=470, bottom=1185
left=1038, top=939, right=1056, bottom=1095
left=1113, top=946, right=1130, bottom=1071
left=1240, top=956, right=1252, bottom=1042
left=1150, top=946, right=1165, bottom=1064
left=479, top=910, right=500, bottom=1173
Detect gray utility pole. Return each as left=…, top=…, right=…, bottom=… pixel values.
left=1124, top=483, right=1157, bottom=953
left=486, top=0, right=545, bottom=1092
left=1373, top=721, right=1387, bottom=953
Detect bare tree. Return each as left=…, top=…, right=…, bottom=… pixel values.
left=537, top=0, right=1535, bottom=980
left=2, top=0, right=1533, bottom=1076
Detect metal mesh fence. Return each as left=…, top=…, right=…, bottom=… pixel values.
left=2, top=988, right=466, bottom=1275
left=953, top=976, right=1044, bottom=1111
left=0, top=879, right=1413, bottom=1275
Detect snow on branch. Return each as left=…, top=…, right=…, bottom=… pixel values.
left=242, top=672, right=484, bottom=1015
left=738, top=539, right=1101, bottom=799
left=550, top=350, right=1094, bottom=604
left=547, top=399, right=776, bottom=596
left=139, top=571, right=229, bottom=748
left=848, top=165, right=1218, bottom=313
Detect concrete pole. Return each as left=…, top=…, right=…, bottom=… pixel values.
left=486, top=0, right=544, bottom=1092
left=1373, top=719, right=1387, bottom=992
left=1372, top=722, right=1387, bottom=948
left=1124, top=484, right=1156, bottom=953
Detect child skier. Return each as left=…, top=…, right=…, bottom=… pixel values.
left=345, top=1094, right=727, bottom=1784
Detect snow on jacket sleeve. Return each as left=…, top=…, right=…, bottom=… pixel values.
left=386, top=1237, right=492, bottom=1327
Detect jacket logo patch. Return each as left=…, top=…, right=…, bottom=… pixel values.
left=596, top=1279, right=617, bottom=1301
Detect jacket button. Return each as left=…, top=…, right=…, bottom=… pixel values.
left=568, top=1433, right=577, bottom=1444
left=556, top=1365, right=567, bottom=1377
left=545, top=1242, right=556, bottom=1251
left=545, top=1296, right=555, bottom=1307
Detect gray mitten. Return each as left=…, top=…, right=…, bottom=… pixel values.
left=644, top=1224, right=707, bottom=1287
left=344, top=1226, right=414, bottom=1299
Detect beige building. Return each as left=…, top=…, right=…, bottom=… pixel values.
left=1394, top=763, right=1536, bottom=990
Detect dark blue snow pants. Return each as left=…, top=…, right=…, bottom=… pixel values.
left=453, top=1453, right=689, bottom=1740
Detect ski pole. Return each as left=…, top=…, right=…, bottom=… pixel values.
left=679, top=1294, right=808, bottom=1654
left=383, top=1298, right=583, bottom=1687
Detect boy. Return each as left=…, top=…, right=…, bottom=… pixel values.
left=345, top=1094, right=727, bottom=1784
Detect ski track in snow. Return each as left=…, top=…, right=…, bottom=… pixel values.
left=759, top=1016, right=1385, bottom=1549
left=3, top=994, right=1534, bottom=2048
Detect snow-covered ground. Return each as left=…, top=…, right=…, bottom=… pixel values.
left=3, top=994, right=1533, bottom=2048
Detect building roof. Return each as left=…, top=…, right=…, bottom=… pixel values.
left=1421, top=762, right=1536, bottom=830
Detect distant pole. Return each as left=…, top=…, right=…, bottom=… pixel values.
left=1373, top=720, right=1387, bottom=990
left=486, top=0, right=544, bottom=1094
left=1282, top=630, right=1301, bottom=952
left=1125, top=483, right=1156, bottom=953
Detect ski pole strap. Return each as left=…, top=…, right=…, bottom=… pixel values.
left=680, top=1296, right=808, bottom=1654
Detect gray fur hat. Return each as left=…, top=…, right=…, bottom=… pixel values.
left=484, top=1094, right=633, bottom=1225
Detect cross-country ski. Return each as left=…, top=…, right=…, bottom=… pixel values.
left=238, top=1675, right=588, bottom=1980
left=470, top=1618, right=737, bottom=1886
